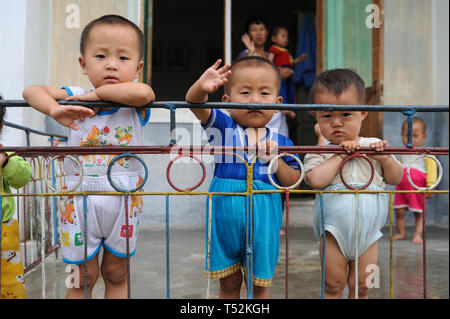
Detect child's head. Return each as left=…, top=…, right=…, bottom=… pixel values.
left=310, top=69, right=367, bottom=144
left=271, top=26, right=289, bottom=48
left=245, top=17, right=269, bottom=47
left=78, top=14, right=145, bottom=88
left=401, top=117, right=427, bottom=147
left=223, top=56, right=282, bottom=128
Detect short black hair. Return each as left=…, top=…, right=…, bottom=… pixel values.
left=80, top=14, right=145, bottom=60
left=309, top=68, right=366, bottom=103
left=271, top=26, right=288, bottom=37
left=245, top=17, right=268, bottom=32
left=224, top=56, right=281, bottom=95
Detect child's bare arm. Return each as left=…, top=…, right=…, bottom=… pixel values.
left=23, top=85, right=95, bottom=130
left=185, top=59, right=231, bottom=125
left=305, top=139, right=357, bottom=189
left=305, top=154, right=344, bottom=189
left=367, top=140, right=403, bottom=185
left=294, top=53, right=308, bottom=65
left=66, top=82, right=155, bottom=107
left=268, top=52, right=276, bottom=62
left=258, top=140, right=301, bottom=188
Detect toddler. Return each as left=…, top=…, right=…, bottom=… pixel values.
left=23, top=14, right=155, bottom=299
left=393, top=117, right=437, bottom=244
left=268, top=26, right=308, bottom=105
left=186, top=56, right=301, bottom=298
left=304, top=69, right=403, bottom=298
left=1, top=106, right=32, bottom=299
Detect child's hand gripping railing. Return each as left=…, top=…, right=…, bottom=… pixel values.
left=0, top=100, right=448, bottom=300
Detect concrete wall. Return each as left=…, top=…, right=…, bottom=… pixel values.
left=383, top=0, right=449, bottom=225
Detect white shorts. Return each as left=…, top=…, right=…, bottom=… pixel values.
left=313, top=183, right=388, bottom=261
left=60, top=175, right=144, bottom=264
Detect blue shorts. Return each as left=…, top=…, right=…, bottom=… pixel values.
left=204, top=177, right=282, bottom=287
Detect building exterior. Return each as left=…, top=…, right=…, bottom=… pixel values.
left=0, top=0, right=448, bottom=226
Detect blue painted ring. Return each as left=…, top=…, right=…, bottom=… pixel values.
left=107, top=153, right=149, bottom=193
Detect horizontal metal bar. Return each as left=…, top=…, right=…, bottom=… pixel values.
left=1, top=145, right=448, bottom=156
left=1, top=100, right=448, bottom=112
left=4, top=121, right=68, bottom=140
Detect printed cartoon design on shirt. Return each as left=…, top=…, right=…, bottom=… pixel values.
left=129, top=176, right=144, bottom=218
left=115, top=126, right=133, bottom=145
left=77, top=125, right=134, bottom=170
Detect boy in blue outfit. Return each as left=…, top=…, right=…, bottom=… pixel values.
left=186, top=56, right=301, bottom=298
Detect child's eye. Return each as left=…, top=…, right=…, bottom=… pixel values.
left=96, top=55, right=105, bottom=59
left=120, top=56, right=129, bottom=60
left=261, top=92, right=271, bottom=96
left=342, top=113, right=352, bottom=117
left=240, top=91, right=250, bottom=95
left=322, top=114, right=331, bottom=119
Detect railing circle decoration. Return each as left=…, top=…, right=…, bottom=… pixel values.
left=339, top=153, right=375, bottom=190
left=166, top=154, right=206, bottom=192
left=267, top=153, right=305, bottom=190
left=107, top=153, right=148, bottom=193
left=406, top=155, right=443, bottom=190
left=43, top=155, right=83, bottom=193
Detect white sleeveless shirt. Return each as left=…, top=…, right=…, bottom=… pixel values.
left=62, top=86, right=149, bottom=178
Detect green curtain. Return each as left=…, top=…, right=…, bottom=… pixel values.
left=325, top=0, right=372, bottom=86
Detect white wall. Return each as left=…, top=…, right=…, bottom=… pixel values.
left=0, top=0, right=53, bottom=147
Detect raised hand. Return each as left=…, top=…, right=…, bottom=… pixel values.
left=197, top=59, right=231, bottom=94
left=241, top=33, right=255, bottom=55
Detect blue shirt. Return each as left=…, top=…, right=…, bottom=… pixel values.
left=202, top=109, right=300, bottom=185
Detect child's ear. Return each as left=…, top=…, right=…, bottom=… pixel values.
left=79, top=56, right=87, bottom=75
left=361, top=111, right=368, bottom=120
left=136, top=60, right=144, bottom=77
left=276, top=95, right=283, bottom=104
left=222, top=94, right=230, bottom=102
left=312, top=111, right=317, bottom=120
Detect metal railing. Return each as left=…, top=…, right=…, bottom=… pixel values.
left=0, top=100, right=448, bottom=299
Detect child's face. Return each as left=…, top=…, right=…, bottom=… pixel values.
left=222, top=65, right=282, bottom=128
left=248, top=23, right=268, bottom=47
left=272, top=28, right=289, bottom=47
left=79, top=24, right=143, bottom=88
left=401, top=123, right=427, bottom=147
left=312, top=86, right=367, bottom=144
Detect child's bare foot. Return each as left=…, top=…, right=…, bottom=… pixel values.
left=412, top=235, right=423, bottom=244
left=393, top=234, right=406, bottom=241
left=280, top=229, right=285, bottom=236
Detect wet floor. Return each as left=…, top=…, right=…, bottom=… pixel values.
left=23, top=198, right=448, bottom=299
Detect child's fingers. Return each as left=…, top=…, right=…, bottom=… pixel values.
left=218, top=64, right=231, bottom=74
left=211, top=59, right=222, bottom=70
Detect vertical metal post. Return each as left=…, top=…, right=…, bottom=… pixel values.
left=125, top=195, right=131, bottom=299
left=389, top=192, right=394, bottom=299
left=422, top=195, right=427, bottom=299
left=206, top=194, right=213, bottom=299
left=83, top=195, right=88, bottom=299
left=285, top=189, right=290, bottom=299
left=224, top=0, right=232, bottom=65
left=320, top=192, right=325, bottom=299
left=165, top=194, right=170, bottom=299
left=354, top=192, right=359, bottom=299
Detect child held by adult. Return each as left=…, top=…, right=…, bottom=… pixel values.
left=186, top=56, right=301, bottom=298
left=304, top=69, right=403, bottom=299
left=23, top=14, right=155, bottom=299
left=268, top=26, right=308, bottom=105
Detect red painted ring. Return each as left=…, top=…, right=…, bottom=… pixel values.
left=338, top=152, right=375, bottom=190
left=166, top=154, right=206, bottom=192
